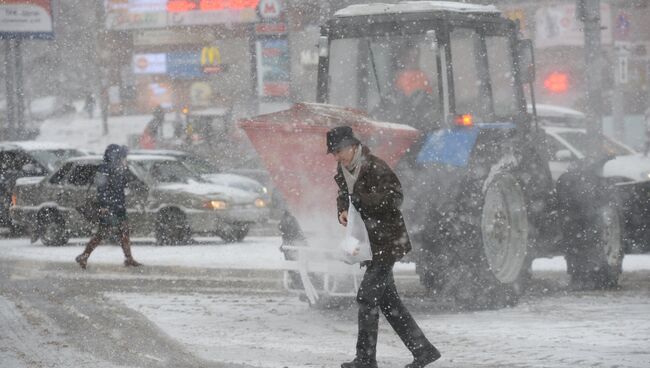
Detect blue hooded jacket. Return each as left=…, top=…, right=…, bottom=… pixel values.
left=95, top=144, right=129, bottom=221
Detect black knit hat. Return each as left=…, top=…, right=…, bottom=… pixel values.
left=326, top=126, right=360, bottom=154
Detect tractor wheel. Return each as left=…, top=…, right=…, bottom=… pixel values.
left=155, top=209, right=191, bottom=246
left=39, top=210, right=69, bottom=247
left=480, top=173, right=530, bottom=287
left=416, top=172, right=531, bottom=309
left=565, top=202, right=623, bottom=290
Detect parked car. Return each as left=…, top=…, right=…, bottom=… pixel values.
left=0, top=141, right=85, bottom=231
left=130, top=149, right=270, bottom=203
left=10, top=154, right=270, bottom=246
left=536, top=105, right=650, bottom=251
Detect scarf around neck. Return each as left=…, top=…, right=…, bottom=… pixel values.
left=342, top=145, right=363, bottom=193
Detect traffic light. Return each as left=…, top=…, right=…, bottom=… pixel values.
left=543, top=71, right=570, bottom=93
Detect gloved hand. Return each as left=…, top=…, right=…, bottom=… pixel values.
left=349, top=193, right=362, bottom=212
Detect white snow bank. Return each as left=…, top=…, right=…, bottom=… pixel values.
left=0, top=237, right=648, bottom=273
left=37, top=114, right=151, bottom=153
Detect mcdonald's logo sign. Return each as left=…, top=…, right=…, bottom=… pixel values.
left=201, top=46, right=221, bottom=66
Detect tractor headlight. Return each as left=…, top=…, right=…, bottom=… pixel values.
left=204, top=200, right=228, bottom=210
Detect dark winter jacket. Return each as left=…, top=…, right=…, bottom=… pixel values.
left=335, top=146, right=411, bottom=265
left=95, top=144, right=129, bottom=223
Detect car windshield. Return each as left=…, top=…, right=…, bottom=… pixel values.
left=180, top=155, right=220, bottom=175
left=132, top=160, right=205, bottom=184
left=29, top=149, right=84, bottom=171
left=557, top=131, right=633, bottom=156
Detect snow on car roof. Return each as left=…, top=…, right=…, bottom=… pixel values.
left=0, top=141, right=75, bottom=151
left=335, top=1, right=500, bottom=18
left=128, top=154, right=180, bottom=162
left=68, top=154, right=180, bottom=163
left=129, top=149, right=186, bottom=157
left=189, top=107, right=229, bottom=117
left=528, top=104, right=586, bottom=119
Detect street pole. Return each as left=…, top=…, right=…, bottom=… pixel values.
left=4, top=39, right=15, bottom=140
left=95, top=0, right=109, bottom=136
left=612, top=42, right=628, bottom=143
left=577, top=0, right=604, bottom=157
left=15, top=39, right=25, bottom=139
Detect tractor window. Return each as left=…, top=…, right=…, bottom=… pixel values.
left=329, top=38, right=360, bottom=110
left=485, top=35, right=518, bottom=117
left=329, top=35, right=441, bottom=132
left=450, top=28, right=491, bottom=121
left=544, top=133, right=572, bottom=160
left=450, top=28, right=519, bottom=121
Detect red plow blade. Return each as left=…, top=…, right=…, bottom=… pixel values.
left=239, top=103, right=419, bottom=243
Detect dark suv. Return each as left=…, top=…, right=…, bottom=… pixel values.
left=0, top=141, right=85, bottom=232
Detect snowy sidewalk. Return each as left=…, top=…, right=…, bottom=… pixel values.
left=1, top=236, right=650, bottom=273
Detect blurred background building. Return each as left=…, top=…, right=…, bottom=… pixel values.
left=1, top=0, right=650, bottom=144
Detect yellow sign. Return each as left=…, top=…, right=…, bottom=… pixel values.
left=505, top=9, right=525, bottom=31
left=201, top=46, right=221, bottom=66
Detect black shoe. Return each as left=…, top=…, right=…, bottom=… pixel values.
left=124, top=258, right=142, bottom=267
left=75, top=253, right=89, bottom=270
left=405, top=348, right=441, bottom=368
left=341, top=358, right=378, bottom=368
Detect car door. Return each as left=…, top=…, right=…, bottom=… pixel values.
left=60, top=163, right=100, bottom=211
left=545, top=132, right=578, bottom=181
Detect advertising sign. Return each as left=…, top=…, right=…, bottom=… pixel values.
left=105, top=0, right=168, bottom=30
left=256, top=38, right=290, bottom=97
left=535, top=3, right=612, bottom=49
left=133, top=53, right=167, bottom=74
left=134, top=29, right=214, bottom=46
left=258, top=0, right=281, bottom=19
left=0, top=0, right=54, bottom=39
left=105, top=0, right=259, bottom=30
left=167, top=51, right=203, bottom=79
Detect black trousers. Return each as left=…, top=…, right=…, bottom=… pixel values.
left=355, top=261, right=435, bottom=362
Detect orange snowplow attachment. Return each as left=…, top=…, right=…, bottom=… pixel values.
left=239, top=103, right=419, bottom=241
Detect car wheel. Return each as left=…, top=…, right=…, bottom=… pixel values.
left=39, top=210, right=69, bottom=247
left=565, top=202, right=623, bottom=289
left=155, top=209, right=191, bottom=246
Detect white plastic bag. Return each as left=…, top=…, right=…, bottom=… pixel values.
left=339, top=200, right=372, bottom=264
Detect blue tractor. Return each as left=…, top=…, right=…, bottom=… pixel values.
left=313, top=2, right=624, bottom=308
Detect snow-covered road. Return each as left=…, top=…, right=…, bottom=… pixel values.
left=1, top=236, right=649, bottom=367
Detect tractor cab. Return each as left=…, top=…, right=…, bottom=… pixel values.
left=318, top=2, right=534, bottom=150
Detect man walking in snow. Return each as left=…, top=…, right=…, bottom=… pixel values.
left=75, top=144, right=141, bottom=269
left=327, top=126, right=440, bottom=368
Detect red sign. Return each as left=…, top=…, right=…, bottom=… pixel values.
left=263, top=82, right=289, bottom=97
left=258, top=0, right=281, bottom=19
left=255, top=23, right=286, bottom=35
left=168, top=0, right=260, bottom=12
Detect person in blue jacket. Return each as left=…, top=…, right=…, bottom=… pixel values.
left=75, top=144, right=141, bottom=269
